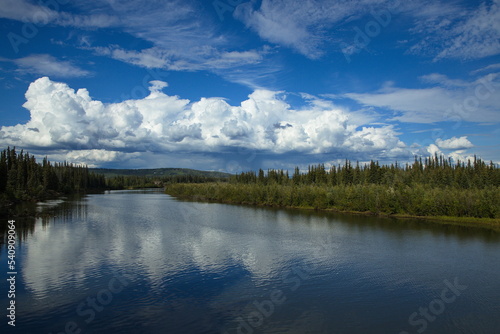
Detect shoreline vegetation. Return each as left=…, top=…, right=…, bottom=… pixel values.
left=0, top=147, right=228, bottom=217
left=0, top=147, right=107, bottom=216
left=164, top=183, right=500, bottom=230
left=165, top=156, right=500, bottom=231
left=2, top=146, right=498, bottom=230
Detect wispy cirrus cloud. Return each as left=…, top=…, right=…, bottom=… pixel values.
left=233, top=0, right=500, bottom=62
left=344, top=71, right=500, bottom=124
left=0, top=54, right=91, bottom=78
left=1, top=0, right=276, bottom=88
left=0, top=0, right=118, bottom=28
left=90, top=45, right=267, bottom=71
left=233, top=0, right=389, bottom=59
left=86, top=0, right=279, bottom=88
left=470, top=63, right=500, bottom=75
left=408, top=0, right=500, bottom=61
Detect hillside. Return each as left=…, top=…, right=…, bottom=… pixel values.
left=91, top=167, right=231, bottom=179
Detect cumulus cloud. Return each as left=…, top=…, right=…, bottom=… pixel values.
left=426, top=143, right=442, bottom=156
left=0, top=77, right=413, bottom=167
left=436, top=136, right=474, bottom=150
left=45, top=149, right=141, bottom=168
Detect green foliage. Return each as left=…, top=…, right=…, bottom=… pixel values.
left=105, top=173, right=228, bottom=190
left=0, top=147, right=106, bottom=202
left=166, top=155, right=500, bottom=219
left=92, top=167, right=231, bottom=179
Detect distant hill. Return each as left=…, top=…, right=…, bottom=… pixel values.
left=91, top=167, right=232, bottom=179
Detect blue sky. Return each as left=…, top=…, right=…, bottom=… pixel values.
left=0, top=0, right=499, bottom=172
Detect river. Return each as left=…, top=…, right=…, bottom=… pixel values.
left=1, top=189, right=499, bottom=333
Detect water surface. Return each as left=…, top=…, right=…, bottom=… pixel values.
left=1, top=189, right=499, bottom=333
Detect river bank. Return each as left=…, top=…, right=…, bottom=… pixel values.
left=164, top=182, right=500, bottom=231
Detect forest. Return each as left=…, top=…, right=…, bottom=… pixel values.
left=0, top=147, right=106, bottom=204
left=3, top=145, right=499, bottom=221
left=105, top=173, right=228, bottom=189
left=165, top=155, right=500, bottom=220
left=0, top=147, right=228, bottom=203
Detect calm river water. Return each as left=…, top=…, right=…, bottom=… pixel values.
left=1, top=189, right=499, bottom=334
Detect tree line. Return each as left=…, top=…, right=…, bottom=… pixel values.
left=105, top=174, right=227, bottom=190
left=0, top=146, right=228, bottom=204
left=232, top=155, right=499, bottom=189
left=165, top=155, right=500, bottom=219
left=0, top=147, right=106, bottom=203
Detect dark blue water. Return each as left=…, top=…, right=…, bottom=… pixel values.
left=1, top=189, right=499, bottom=333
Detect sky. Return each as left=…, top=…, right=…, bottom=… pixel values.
left=0, top=0, right=499, bottom=172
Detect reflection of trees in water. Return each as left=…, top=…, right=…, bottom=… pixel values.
left=0, top=199, right=84, bottom=254
left=0, top=202, right=75, bottom=254
left=53, top=200, right=88, bottom=224
left=1, top=201, right=37, bottom=253
left=0, top=216, right=37, bottom=254
left=271, top=207, right=500, bottom=243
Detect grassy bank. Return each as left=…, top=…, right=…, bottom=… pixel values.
left=164, top=182, right=500, bottom=229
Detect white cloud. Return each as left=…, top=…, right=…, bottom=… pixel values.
left=345, top=87, right=456, bottom=123
left=470, top=63, right=500, bottom=75
left=0, top=0, right=59, bottom=23
left=91, top=45, right=266, bottom=71
left=426, top=143, right=442, bottom=156
left=76, top=1, right=275, bottom=87
left=149, top=80, right=168, bottom=92
left=1, top=0, right=272, bottom=87
left=419, top=73, right=468, bottom=87
left=435, top=1, right=500, bottom=61
left=234, top=0, right=390, bottom=59
left=234, top=0, right=323, bottom=58
left=447, top=150, right=476, bottom=164
left=1, top=54, right=91, bottom=78
left=46, top=149, right=140, bottom=168
left=345, top=72, right=500, bottom=123
left=0, top=77, right=413, bottom=167
left=415, top=144, right=476, bottom=165
left=0, top=0, right=118, bottom=28
left=436, top=136, right=474, bottom=150
left=56, top=11, right=119, bottom=28
left=232, top=0, right=500, bottom=62
left=408, top=0, right=500, bottom=61
left=92, top=47, right=169, bottom=69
